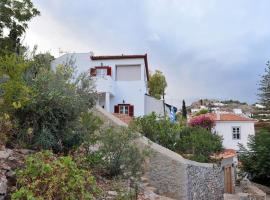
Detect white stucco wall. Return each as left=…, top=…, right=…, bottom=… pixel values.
left=51, top=53, right=148, bottom=117
left=91, top=58, right=147, bottom=117
left=213, top=121, right=255, bottom=150
left=144, top=95, right=164, bottom=116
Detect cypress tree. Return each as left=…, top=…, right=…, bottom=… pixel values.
left=258, top=61, right=270, bottom=109
left=182, top=100, right=187, bottom=119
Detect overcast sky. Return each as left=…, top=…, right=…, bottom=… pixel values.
left=24, top=0, right=270, bottom=106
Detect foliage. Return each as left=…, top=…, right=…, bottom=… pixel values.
left=182, top=100, right=187, bottom=119
left=12, top=151, right=100, bottom=200
left=175, top=127, right=223, bottom=162
left=0, top=113, right=15, bottom=146
left=0, top=54, right=32, bottom=113
left=130, top=112, right=181, bottom=151
left=14, top=63, right=97, bottom=152
left=258, top=62, right=270, bottom=109
left=148, top=70, right=167, bottom=100
left=0, top=53, right=98, bottom=152
left=195, top=108, right=209, bottom=116
left=189, top=115, right=214, bottom=130
left=131, top=113, right=223, bottom=162
left=220, top=99, right=247, bottom=105
left=238, top=130, right=270, bottom=185
left=176, top=113, right=187, bottom=127
left=0, top=0, right=40, bottom=55
left=87, top=127, right=145, bottom=178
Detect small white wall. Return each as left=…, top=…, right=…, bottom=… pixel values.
left=144, top=95, right=164, bottom=116
left=214, top=121, right=255, bottom=150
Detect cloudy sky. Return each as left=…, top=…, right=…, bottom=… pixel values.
left=24, top=0, right=270, bottom=106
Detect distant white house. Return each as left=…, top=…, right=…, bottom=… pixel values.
left=195, top=113, right=256, bottom=150
left=51, top=53, right=172, bottom=118
left=255, top=104, right=265, bottom=109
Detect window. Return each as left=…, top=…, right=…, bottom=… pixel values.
left=90, top=66, right=111, bottom=77
left=116, top=65, right=141, bottom=81
left=119, top=105, right=129, bottom=114
left=114, top=104, right=134, bottom=116
left=232, top=127, right=241, bottom=139
left=96, top=68, right=107, bottom=77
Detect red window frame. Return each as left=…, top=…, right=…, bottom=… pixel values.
left=90, top=66, right=112, bottom=76
left=114, top=104, right=134, bottom=117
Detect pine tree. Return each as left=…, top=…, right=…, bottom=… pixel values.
left=182, top=100, right=187, bottom=119
left=258, top=61, right=270, bottom=109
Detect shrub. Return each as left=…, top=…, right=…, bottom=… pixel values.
left=175, top=127, right=223, bottom=162
left=189, top=115, right=215, bottom=130
left=0, top=113, right=16, bottom=147
left=15, top=63, right=97, bottom=152
left=131, top=113, right=222, bottom=163
left=130, top=112, right=181, bottom=150
left=12, top=151, right=100, bottom=200
left=195, top=108, right=209, bottom=116
left=89, top=127, right=145, bottom=178
left=238, top=130, right=270, bottom=185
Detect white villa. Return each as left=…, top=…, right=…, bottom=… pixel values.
left=201, top=113, right=256, bottom=150
left=52, top=53, right=168, bottom=118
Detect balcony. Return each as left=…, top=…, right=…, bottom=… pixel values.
left=93, top=75, right=115, bottom=95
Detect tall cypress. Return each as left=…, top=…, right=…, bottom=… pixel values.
left=182, top=100, right=187, bottom=119
left=258, top=61, right=270, bottom=109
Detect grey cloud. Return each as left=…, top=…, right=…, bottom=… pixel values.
left=27, top=0, right=270, bottom=104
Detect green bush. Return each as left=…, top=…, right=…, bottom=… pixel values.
left=175, top=127, right=223, bottom=162
left=88, top=127, right=145, bottom=178
left=12, top=151, right=100, bottom=200
left=1, top=54, right=99, bottom=152
left=238, top=130, right=270, bottom=185
left=131, top=113, right=223, bottom=162
left=130, top=112, right=181, bottom=151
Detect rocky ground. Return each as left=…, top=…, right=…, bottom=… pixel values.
left=0, top=147, right=174, bottom=200
left=0, top=147, right=34, bottom=200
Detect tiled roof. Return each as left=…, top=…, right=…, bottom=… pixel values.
left=113, top=113, right=133, bottom=124
left=212, top=149, right=237, bottom=159
left=202, top=113, right=256, bottom=122
left=90, top=54, right=150, bottom=81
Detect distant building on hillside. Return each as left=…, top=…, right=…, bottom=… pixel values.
left=191, top=113, right=256, bottom=150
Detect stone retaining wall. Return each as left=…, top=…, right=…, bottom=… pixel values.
left=94, top=106, right=225, bottom=200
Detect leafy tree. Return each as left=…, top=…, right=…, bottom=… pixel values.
left=175, top=127, right=223, bottom=162
left=182, top=100, right=187, bottom=119
left=131, top=113, right=222, bottom=162
left=0, top=54, right=32, bottom=113
left=258, top=61, right=270, bottom=109
left=148, top=70, right=167, bottom=100
left=0, top=0, right=40, bottom=55
left=0, top=53, right=97, bottom=152
left=14, top=63, right=97, bottom=152
left=130, top=112, right=181, bottom=151
left=238, top=130, right=270, bottom=185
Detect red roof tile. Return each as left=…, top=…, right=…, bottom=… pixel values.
left=202, top=113, right=255, bottom=122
